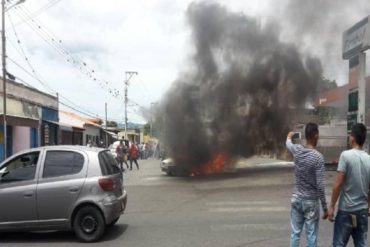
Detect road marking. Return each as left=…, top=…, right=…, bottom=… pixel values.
left=209, top=206, right=289, bottom=213
left=144, top=176, right=169, bottom=181
left=207, top=201, right=280, bottom=206
left=211, top=223, right=289, bottom=231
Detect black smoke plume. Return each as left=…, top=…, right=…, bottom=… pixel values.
left=280, top=0, right=370, bottom=82
left=157, top=2, right=323, bottom=169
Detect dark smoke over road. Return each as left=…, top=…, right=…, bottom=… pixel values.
left=157, top=2, right=323, bottom=169
left=281, top=0, right=370, bottom=82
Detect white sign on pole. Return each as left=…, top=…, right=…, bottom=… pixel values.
left=343, top=16, right=370, bottom=60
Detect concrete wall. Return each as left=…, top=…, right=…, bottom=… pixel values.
left=83, top=125, right=101, bottom=145
left=12, top=126, right=30, bottom=154
left=318, top=124, right=348, bottom=147
left=0, top=79, right=58, bottom=111
left=0, top=97, right=42, bottom=120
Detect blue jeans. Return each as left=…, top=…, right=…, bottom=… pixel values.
left=290, top=197, right=320, bottom=247
left=333, top=209, right=368, bottom=247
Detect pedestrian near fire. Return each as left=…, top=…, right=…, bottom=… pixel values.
left=286, top=123, right=328, bottom=247
left=116, top=140, right=129, bottom=171
left=328, top=123, right=370, bottom=247
left=129, top=143, right=140, bottom=170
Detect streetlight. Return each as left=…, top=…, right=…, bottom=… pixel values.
left=2, top=0, right=26, bottom=159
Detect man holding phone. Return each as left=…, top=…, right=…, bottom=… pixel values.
left=286, top=123, right=328, bottom=247
left=328, top=123, right=370, bottom=247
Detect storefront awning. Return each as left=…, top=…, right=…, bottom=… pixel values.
left=103, top=130, right=118, bottom=139
left=0, top=115, right=39, bottom=128
left=44, top=120, right=84, bottom=132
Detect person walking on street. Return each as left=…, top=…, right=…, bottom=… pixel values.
left=116, top=140, right=129, bottom=171
left=138, top=142, right=144, bottom=160
left=286, top=123, right=328, bottom=247
left=87, top=140, right=92, bottom=147
left=328, top=123, right=370, bottom=247
left=129, top=143, right=139, bottom=170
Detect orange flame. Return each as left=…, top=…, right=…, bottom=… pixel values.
left=191, top=154, right=227, bottom=176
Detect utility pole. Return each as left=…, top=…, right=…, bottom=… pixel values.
left=105, top=102, right=108, bottom=147
left=124, top=71, right=137, bottom=140
left=1, top=0, right=26, bottom=159
left=2, top=0, right=7, bottom=159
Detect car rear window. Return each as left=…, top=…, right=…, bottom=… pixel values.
left=98, top=151, right=121, bottom=175
left=43, top=151, right=84, bottom=178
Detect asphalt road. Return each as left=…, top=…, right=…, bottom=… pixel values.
left=0, top=158, right=353, bottom=247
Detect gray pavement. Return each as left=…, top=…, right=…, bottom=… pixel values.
left=0, top=157, right=355, bottom=247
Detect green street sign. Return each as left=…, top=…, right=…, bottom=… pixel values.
left=347, top=112, right=358, bottom=131
left=348, top=90, right=359, bottom=112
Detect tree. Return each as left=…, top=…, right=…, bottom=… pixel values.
left=107, top=121, right=118, bottom=128
left=144, top=122, right=150, bottom=136
left=317, top=76, right=337, bottom=93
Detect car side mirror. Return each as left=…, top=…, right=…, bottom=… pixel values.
left=0, top=170, right=9, bottom=178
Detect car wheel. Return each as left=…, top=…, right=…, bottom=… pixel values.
left=73, top=206, right=105, bottom=242
left=168, top=169, right=176, bottom=176
left=107, top=217, right=120, bottom=227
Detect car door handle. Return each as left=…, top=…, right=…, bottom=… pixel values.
left=69, top=186, right=80, bottom=193
left=23, top=191, right=34, bottom=198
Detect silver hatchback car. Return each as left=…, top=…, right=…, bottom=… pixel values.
left=0, top=145, right=127, bottom=242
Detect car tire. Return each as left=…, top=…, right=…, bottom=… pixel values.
left=107, top=217, right=120, bottom=227
left=168, top=169, right=176, bottom=176
left=73, top=206, right=105, bottom=242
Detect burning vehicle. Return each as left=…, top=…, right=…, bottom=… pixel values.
left=161, top=154, right=228, bottom=176
left=160, top=158, right=175, bottom=176
left=160, top=158, right=191, bottom=176
left=154, top=2, right=339, bottom=176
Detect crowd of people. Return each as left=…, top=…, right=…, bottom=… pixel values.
left=287, top=122, right=370, bottom=247
left=113, top=140, right=161, bottom=172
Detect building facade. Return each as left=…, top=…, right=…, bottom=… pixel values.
left=0, top=78, right=58, bottom=161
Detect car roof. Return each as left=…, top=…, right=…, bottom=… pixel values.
left=0, top=146, right=112, bottom=166
left=7, top=146, right=109, bottom=160
left=27, top=145, right=107, bottom=152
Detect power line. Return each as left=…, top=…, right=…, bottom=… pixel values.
left=128, top=98, right=146, bottom=110
left=11, top=0, right=62, bottom=27
left=7, top=74, right=97, bottom=119
left=13, top=5, right=125, bottom=102
left=6, top=51, right=129, bottom=122
left=7, top=55, right=55, bottom=93
left=58, top=101, right=99, bottom=119
left=136, top=75, right=155, bottom=100
left=6, top=45, right=141, bottom=123
left=6, top=56, right=101, bottom=118
left=14, top=5, right=152, bottom=112
left=7, top=5, right=147, bottom=123
left=7, top=12, right=56, bottom=94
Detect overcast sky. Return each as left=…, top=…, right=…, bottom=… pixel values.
left=3, top=0, right=370, bottom=124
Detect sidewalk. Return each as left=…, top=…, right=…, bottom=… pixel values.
left=231, top=155, right=293, bottom=170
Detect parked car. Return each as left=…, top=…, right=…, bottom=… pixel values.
left=108, top=141, right=119, bottom=158
left=109, top=140, right=132, bottom=159
left=160, top=158, right=175, bottom=175
left=0, top=145, right=127, bottom=242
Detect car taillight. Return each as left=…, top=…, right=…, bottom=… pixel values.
left=99, top=178, right=114, bottom=192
